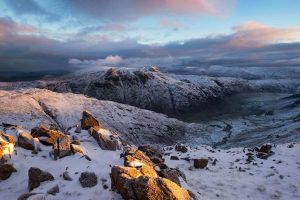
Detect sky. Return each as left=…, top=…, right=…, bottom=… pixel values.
left=0, top=0, right=300, bottom=79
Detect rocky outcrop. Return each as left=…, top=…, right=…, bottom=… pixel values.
left=124, top=148, right=155, bottom=168
left=31, top=124, right=64, bottom=145
left=28, top=167, right=54, bottom=191
left=111, top=147, right=190, bottom=200
left=81, top=110, right=102, bottom=131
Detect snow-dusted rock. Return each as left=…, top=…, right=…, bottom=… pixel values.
left=18, top=132, right=35, bottom=151
left=31, top=124, right=64, bottom=145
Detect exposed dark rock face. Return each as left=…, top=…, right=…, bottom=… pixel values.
left=31, top=124, right=64, bottom=145
left=79, top=172, right=98, bottom=188
left=28, top=167, right=54, bottom=191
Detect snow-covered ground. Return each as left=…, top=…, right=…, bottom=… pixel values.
left=165, top=143, right=300, bottom=200
left=1, top=124, right=299, bottom=199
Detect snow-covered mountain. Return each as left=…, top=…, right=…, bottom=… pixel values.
left=29, top=67, right=299, bottom=116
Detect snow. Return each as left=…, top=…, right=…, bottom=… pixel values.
left=165, top=143, right=300, bottom=200
left=1, top=124, right=299, bottom=199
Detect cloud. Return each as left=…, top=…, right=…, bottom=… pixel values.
left=69, top=55, right=123, bottom=67
left=228, top=22, right=300, bottom=48
left=160, top=19, right=187, bottom=30
left=1, top=17, right=300, bottom=78
left=61, top=0, right=232, bottom=21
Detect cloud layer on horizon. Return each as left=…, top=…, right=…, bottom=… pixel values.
left=1, top=14, right=300, bottom=76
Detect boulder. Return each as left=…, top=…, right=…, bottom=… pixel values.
left=17, top=193, right=40, bottom=200
left=255, top=143, right=274, bottom=159
left=31, top=124, right=64, bottom=145
left=194, top=159, right=208, bottom=169
left=258, top=143, right=272, bottom=154
left=90, top=128, right=120, bottom=151
left=53, top=135, right=71, bottom=159
left=62, top=171, right=73, bottom=181
left=0, top=163, right=17, bottom=180
left=28, top=167, right=54, bottom=191
left=79, top=171, right=98, bottom=188
left=0, top=132, right=15, bottom=145
left=81, top=110, right=102, bottom=131
left=170, top=156, right=179, bottom=160
left=111, top=166, right=190, bottom=200
left=47, top=184, right=59, bottom=195
left=131, top=176, right=190, bottom=200
left=0, top=136, right=14, bottom=161
left=70, top=144, right=84, bottom=154
left=74, top=125, right=82, bottom=133
left=124, top=148, right=154, bottom=168
left=175, top=144, right=188, bottom=153
left=18, top=132, right=35, bottom=150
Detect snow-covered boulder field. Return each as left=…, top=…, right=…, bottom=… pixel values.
left=0, top=120, right=299, bottom=199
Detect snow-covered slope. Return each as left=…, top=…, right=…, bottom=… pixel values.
left=165, top=143, right=300, bottom=200
left=0, top=88, right=186, bottom=145
left=38, top=67, right=249, bottom=115
left=2, top=67, right=299, bottom=115
left=1, top=89, right=300, bottom=148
